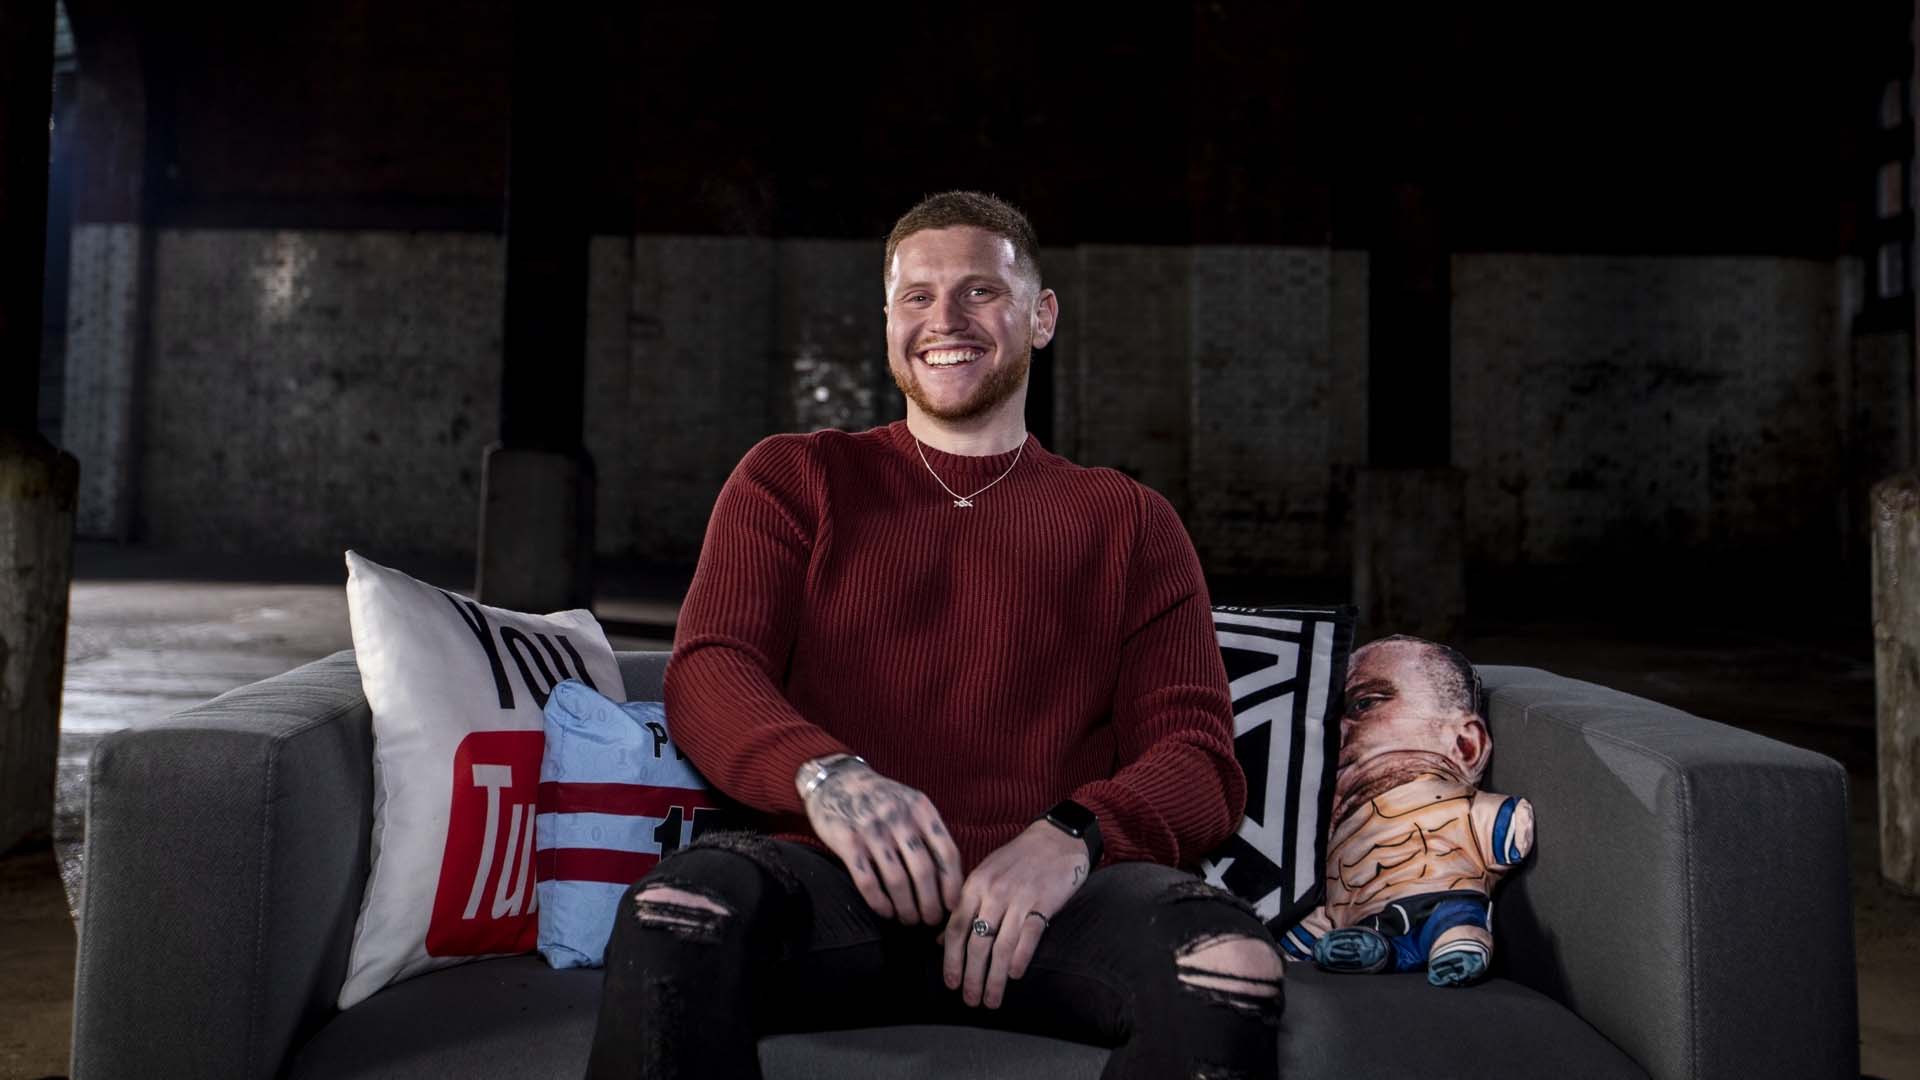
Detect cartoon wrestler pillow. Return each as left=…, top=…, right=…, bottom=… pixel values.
left=1279, top=635, right=1534, bottom=987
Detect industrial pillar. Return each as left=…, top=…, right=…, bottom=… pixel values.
left=58, top=0, right=148, bottom=541
left=1874, top=473, right=1920, bottom=896
left=1352, top=169, right=1465, bottom=643
left=1, top=0, right=80, bottom=854
left=1864, top=1, right=1920, bottom=899
left=475, top=0, right=594, bottom=613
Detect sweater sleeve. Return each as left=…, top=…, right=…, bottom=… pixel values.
left=663, top=436, right=854, bottom=814
left=1069, top=488, right=1244, bottom=869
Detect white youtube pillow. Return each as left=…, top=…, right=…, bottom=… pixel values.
left=338, top=551, right=624, bottom=1008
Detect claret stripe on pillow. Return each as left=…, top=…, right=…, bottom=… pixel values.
left=539, top=782, right=692, bottom=818
left=537, top=847, right=656, bottom=886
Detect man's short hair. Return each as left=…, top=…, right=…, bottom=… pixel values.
left=1364, top=634, right=1485, bottom=720
left=883, top=191, right=1042, bottom=294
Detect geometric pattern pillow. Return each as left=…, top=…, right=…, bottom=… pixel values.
left=1200, top=603, right=1356, bottom=936
left=338, top=551, right=623, bottom=1008
left=536, top=680, right=731, bottom=969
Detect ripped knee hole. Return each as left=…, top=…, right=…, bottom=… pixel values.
left=1175, top=934, right=1284, bottom=1010
left=632, top=885, right=732, bottom=941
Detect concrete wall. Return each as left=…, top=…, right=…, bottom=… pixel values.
left=583, top=236, right=915, bottom=565
left=1188, top=247, right=1368, bottom=576
left=1057, top=245, right=1369, bottom=577
left=138, top=229, right=503, bottom=558
left=56, top=229, right=1866, bottom=578
left=774, top=241, right=891, bottom=435
left=1453, top=254, right=1844, bottom=565
left=584, top=235, right=774, bottom=566
left=1071, top=246, right=1196, bottom=516
left=62, top=223, right=141, bottom=539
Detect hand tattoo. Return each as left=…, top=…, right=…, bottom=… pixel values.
left=811, top=767, right=918, bottom=837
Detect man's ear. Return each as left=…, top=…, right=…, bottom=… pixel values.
left=1032, top=288, right=1059, bottom=350
left=1452, top=717, right=1490, bottom=778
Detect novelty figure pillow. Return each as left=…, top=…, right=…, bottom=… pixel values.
left=1278, top=635, right=1534, bottom=987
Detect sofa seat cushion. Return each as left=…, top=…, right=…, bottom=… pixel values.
left=1281, top=965, right=1647, bottom=1078
left=289, top=957, right=603, bottom=1079
left=289, top=957, right=1644, bottom=1079
left=286, top=957, right=1108, bottom=1080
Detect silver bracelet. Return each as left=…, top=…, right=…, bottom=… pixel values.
left=798, top=753, right=867, bottom=800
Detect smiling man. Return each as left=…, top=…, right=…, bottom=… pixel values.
left=585, top=192, right=1286, bottom=1079
left=883, top=217, right=1052, bottom=437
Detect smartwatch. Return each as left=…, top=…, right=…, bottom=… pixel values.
left=1042, top=799, right=1103, bottom=868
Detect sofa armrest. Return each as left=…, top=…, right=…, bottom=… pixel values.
left=72, top=650, right=372, bottom=1080
left=1480, top=666, right=1856, bottom=1080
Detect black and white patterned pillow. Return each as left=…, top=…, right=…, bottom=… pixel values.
left=1202, top=604, right=1356, bottom=934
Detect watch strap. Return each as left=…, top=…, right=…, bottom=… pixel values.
left=1042, top=799, right=1102, bottom=868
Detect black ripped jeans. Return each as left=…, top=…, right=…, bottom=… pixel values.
left=585, top=834, right=1283, bottom=1080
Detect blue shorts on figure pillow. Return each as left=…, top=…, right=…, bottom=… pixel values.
left=1280, top=635, right=1535, bottom=987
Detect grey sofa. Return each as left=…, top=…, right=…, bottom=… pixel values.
left=71, top=651, right=1858, bottom=1079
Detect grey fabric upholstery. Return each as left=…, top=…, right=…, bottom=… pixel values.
left=72, top=650, right=373, bottom=1080
left=70, top=652, right=1856, bottom=1079
left=284, top=954, right=1645, bottom=1080
left=615, top=650, right=668, bottom=703
left=1479, top=665, right=1858, bottom=1079
left=287, top=957, right=604, bottom=1079
left=1279, top=965, right=1643, bottom=1079
left=287, top=956, right=1112, bottom=1080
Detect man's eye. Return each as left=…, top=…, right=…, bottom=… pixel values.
left=1350, top=695, right=1380, bottom=713
left=968, top=287, right=993, bottom=298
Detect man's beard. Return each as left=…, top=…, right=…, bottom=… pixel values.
left=891, top=329, right=1032, bottom=423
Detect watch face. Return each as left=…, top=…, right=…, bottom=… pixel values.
left=1048, top=800, right=1096, bottom=837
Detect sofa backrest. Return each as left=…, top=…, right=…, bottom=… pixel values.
left=617, top=651, right=669, bottom=700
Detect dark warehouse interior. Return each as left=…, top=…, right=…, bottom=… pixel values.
left=2, top=2, right=1917, bottom=1076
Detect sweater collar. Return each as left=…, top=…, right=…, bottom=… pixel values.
left=884, top=419, right=1040, bottom=482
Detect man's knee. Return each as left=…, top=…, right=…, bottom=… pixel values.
left=662, top=829, right=802, bottom=893
left=621, top=834, right=797, bottom=945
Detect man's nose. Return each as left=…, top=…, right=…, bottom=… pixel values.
left=930, top=293, right=968, bottom=333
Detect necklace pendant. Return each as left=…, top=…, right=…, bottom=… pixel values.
left=953, top=497, right=974, bottom=508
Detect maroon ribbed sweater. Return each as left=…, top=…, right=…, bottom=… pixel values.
left=663, top=420, right=1243, bottom=873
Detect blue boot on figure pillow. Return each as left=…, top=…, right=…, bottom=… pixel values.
left=1313, top=927, right=1392, bottom=974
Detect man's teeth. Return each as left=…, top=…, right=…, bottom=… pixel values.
left=923, top=349, right=981, bottom=367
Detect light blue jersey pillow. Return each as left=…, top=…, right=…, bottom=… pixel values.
left=535, top=679, right=729, bottom=968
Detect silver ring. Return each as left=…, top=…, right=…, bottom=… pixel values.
left=971, top=918, right=995, bottom=938
left=1025, top=911, right=1050, bottom=929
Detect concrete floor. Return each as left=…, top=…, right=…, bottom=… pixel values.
left=1, top=544, right=1916, bottom=1078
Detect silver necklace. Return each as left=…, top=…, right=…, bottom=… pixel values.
left=914, top=435, right=1025, bottom=508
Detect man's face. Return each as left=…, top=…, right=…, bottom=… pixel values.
left=884, top=226, right=1057, bottom=424
left=1338, top=639, right=1484, bottom=776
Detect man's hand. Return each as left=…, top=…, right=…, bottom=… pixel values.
left=942, top=820, right=1091, bottom=1009
left=799, top=756, right=964, bottom=926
